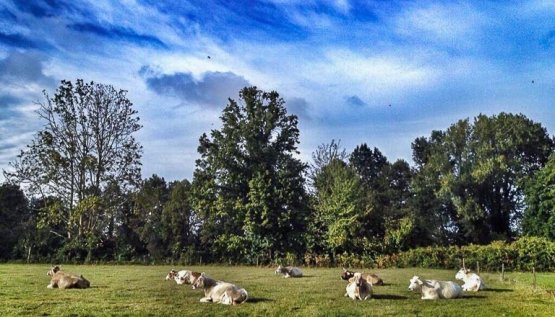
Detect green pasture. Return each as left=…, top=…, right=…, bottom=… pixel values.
left=0, top=264, right=553, bottom=316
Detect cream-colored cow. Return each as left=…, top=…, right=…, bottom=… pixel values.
left=275, top=265, right=303, bottom=278
left=408, top=276, right=462, bottom=300
left=46, top=265, right=90, bottom=289
left=455, top=268, right=486, bottom=292
left=345, top=272, right=372, bottom=300
left=193, top=273, right=248, bottom=305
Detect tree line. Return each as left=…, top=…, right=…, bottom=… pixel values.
left=1, top=80, right=554, bottom=264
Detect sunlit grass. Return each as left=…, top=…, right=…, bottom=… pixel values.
left=0, top=264, right=553, bottom=316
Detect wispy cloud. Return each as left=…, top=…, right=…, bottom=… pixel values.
left=69, top=23, right=167, bottom=48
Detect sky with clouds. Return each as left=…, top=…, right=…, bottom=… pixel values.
left=1, top=0, right=554, bottom=182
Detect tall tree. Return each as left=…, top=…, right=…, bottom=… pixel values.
left=5, top=79, right=142, bottom=247
left=411, top=113, right=553, bottom=244
left=522, top=154, right=555, bottom=240
left=161, top=179, right=197, bottom=260
left=0, top=184, right=29, bottom=260
left=311, top=158, right=365, bottom=255
left=132, top=175, right=169, bottom=259
left=349, top=144, right=388, bottom=190
left=191, top=86, right=308, bottom=263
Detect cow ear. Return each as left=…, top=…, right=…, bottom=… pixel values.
left=342, top=267, right=347, bottom=272
left=201, top=272, right=205, bottom=276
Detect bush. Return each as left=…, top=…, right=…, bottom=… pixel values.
left=384, top=237, right=555, bottom=271
left=306, top=236, right=555, bottom=272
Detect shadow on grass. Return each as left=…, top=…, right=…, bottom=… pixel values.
left=482, top=288, right=513, bottom=293
left=372, top=294, right=408, bottom=300
left=248, top=297, right=274, bottom=303
left=461, top=295, right=487, bottom=299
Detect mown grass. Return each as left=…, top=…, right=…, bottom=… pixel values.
left=0, top=264, right=553, bottom=316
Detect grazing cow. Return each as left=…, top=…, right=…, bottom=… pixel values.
left=275, top=265, right=303, bottom=278
left=341, top=268, right=384, bottom=286
left=408, top=276, right=463, bottom=300
left=193, top=273, right=248, bottom=305
left=47, top=265, right=90, bottom=289
left=455, top=268, right=485, bottom=292
left=345, top=272, right=372, bottom=300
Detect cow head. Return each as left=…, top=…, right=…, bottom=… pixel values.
left=193, top=272, right=207, bottom=289
left=341, top=268, right=354, bottom=281
left=47, top=265, right=61, bottom=276
left=455, top=268, right=469, bottom=280
left=275, top=265, right=284, bottom=275
left=189, top=272, right=201, bottom=289
left=408, top=276, right=423, bottom=291
left=353, top=272, right=364, bottom=287
left=165, top=269, right=178, bottom=281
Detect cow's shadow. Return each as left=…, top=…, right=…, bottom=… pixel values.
left=247, top=297, right=273, bottom=303
left=481, top=288, right=513, bottom=293
left=460, top=295, right=487, bottom=299
left=372, top=294, right=408, bottom=300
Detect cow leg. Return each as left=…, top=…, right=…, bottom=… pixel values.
left=200, top=297, right=212, bottom=303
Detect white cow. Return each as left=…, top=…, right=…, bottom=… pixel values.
left=193, top=273, right=248, bottom=305
left=408, top=276, right=463, bottom=300
left=165, top=269, right=191, bottom=285
left=455, top=268, right=486, bottom=292
left=345, top=272, right=372, bottom=300
left=275, top=265, right=303, bottom=278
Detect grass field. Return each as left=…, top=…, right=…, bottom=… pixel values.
left=0, top=264, right=554, bottom=316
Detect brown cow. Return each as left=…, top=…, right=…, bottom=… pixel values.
left=341, top=268, right=383, bottom=286
left=47, top=265, right=90, bottom=289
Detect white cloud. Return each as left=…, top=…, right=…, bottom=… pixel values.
left=394, top=2, right=487, bottom=49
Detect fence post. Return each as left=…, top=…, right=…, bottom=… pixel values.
left=476, top=261, right=480, bottom=275
left=501, top=263, right=505, bottom=281
left=532, top=266, right=536, bottom=289
left=462, top=257, right=465, bottom=269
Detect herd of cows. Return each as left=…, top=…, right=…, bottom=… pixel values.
left=45, top=264, right=486, bottom=304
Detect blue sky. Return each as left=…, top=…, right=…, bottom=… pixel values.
left=1, top=0, right=554, bottom=182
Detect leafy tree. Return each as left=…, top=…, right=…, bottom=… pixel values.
left=350, top=144, right=388, bottom=190
left=5, top=79, right=142, bottom=249
left=312, top=158, right=365, bottom=255
left=382, top=159, right=415, bottom=251
left=411, top=113, right=553, bottom=244
left=191, top=86, right=308, bottom=263
left=0, top=184, right=29, bottom=260
left=132, top=175, right=169, bottom=260
left=161, top=179, right=198, bottom=261
left=522, top=154, right=555, bottom=240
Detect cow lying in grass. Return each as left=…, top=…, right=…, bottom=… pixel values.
left=46, top=265, right=90, bottom=289
left=193, top=273, right=248, bottom=305
left=275, top=265, right=303, bottom=278
left=408, top=276, right=462, bottom=299
left=341, top=268, right=383, bottom=286
left=345, top=272, right=372, bottom=300
left=455, top=268, right=486, bottom=292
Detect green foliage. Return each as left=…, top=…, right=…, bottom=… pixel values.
left=410, top=113, right=554, bottom=244
left=372, top=236, right=555, bottom=271
left=522, top=154, right=555, bottom=240
left=191, top=86, right=308, bottom=263
left=0, top=184, right=29, bottom=260
left=4, top=79, right=142, bottom=256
